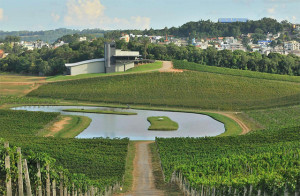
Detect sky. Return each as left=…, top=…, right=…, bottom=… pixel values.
left=0, top=0, right=299, bottom=31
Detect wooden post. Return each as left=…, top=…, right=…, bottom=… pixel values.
left=64, top=186, right=68, bottom=196
left=46, top=165, right=51, bottom=196
left=23, top=159, right=32, bottom=196
left=37, top=162, right=43, bottom=196
left=91, top=186, right=94, bottom=196
left=72, top=183, right=75, bottom=196
left=4, top=142, right=12, bottom=196
left=52, top=179, right=56, bottom=196
left=17, top=148, right=24, bottom=196
left=60, top=173, right=63, bottom=196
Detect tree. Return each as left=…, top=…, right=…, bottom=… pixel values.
left=242, top=37, right=250, bottom=47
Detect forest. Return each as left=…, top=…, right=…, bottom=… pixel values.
left=105, top=18, right=292, bottom=39
left=1, top=37, right=299, bottom=76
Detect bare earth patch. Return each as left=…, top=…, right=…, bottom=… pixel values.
left=217, top=112, right=250, bottom=134
left=44, top=117, right=72, bottom=137
left=160, top=61, right=183, bottom=73
left=116, top=141, right=165, bottom=196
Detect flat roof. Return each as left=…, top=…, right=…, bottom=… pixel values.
left=114, top=49, right=140, bottom=57
left=65, top=58, right=105, bottom=67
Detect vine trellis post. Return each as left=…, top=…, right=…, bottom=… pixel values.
left=17, top=147, right=24, bottom=196
left=4, top=142, right=12, bottom=196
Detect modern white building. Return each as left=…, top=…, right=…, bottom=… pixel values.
left=65, top=42, right=140, bottom=76
left=65, top=59, right=105, bottom=76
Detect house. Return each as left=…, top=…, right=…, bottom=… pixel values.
left=0, top=49, right=4, bottom=58
left=258, top=40, right=272, bottom=47
left=79, top=37, right=87, bottom=42
left=284, top=41, right=300, bottom=51
left=66, top=42, right=140, bottom=76
left=120, top=34, right=130, bottom=43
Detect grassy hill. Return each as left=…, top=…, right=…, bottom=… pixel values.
left=173, top=60, right=300, bottom=83
left=28, top=71, right=300, bottom=110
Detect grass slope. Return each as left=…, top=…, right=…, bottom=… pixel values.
left=29, top=71, right=300, bottom=110
left=147, top=116, right=179, bottom=131
left=173, top=60, right=300, bottom=83
left=38, top=115, right=92, bottom=138
left=63, top=108, right=137, bottom=115
left=46, top=61, right=162, bottom=82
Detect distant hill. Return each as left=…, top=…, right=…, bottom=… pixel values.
left=105, top=17, right=293, bottom=39
left=0, top=28, right=106, bottom=43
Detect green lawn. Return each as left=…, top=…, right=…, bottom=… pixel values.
left=37, top=115, right=92, bottom=138
left=63, top=108, right=137, bottom=115
left=147, top=116, right=179, bottom=131
left=126, top=61, right=162, bottom=72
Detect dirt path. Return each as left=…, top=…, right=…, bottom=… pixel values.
left=216, top=112, right=250, bottom=134
left=44, top=116, right=71, bottom=137
left=119, top=141, right=164, bottom=196
left=160, top=61, right=183, bottom=73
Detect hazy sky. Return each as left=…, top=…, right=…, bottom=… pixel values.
left=0, top=0, right=299, bottom=31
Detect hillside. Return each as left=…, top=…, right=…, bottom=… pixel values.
left=173, top=60, right=300, bottom=83
left=28, top=70, right=300, bottom=110
left=0, top=28, right=106, bottom=43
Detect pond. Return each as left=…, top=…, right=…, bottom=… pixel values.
left=13, top=106, right=225, bottom=140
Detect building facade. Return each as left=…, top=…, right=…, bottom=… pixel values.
left=66, top=42, right=140, bottom=76
left=284, top=41, right=300, bottom=51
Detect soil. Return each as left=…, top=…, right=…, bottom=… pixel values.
left=117, top=141, right=165, bottom=196
left=44, top=117, right=71, bottom=137
left=159, top=61, right=183, bottom=73
left=217, top=112, right=250, bottom=134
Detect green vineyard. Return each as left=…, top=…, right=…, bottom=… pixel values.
left=156, top=127, right=300, bottom=195
left=0, top=110, right=129, bottom=191
left=28, top=71, right=300, bottom=110
left=245, top=105, right=300, bottom=129
left=172, top=60, right=300, bottom=83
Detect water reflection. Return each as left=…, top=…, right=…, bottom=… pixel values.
left=12, top=106, right=225, bottom=140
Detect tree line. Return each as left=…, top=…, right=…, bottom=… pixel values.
left=0, top=38, right=108, bottom=75
left=1, top=35, right=299, bottom=76
left=125, top=40, right=300, bottom=76
left=105, top=18, right=291, bottom=39
left=0, top=28, right=105, bottom=43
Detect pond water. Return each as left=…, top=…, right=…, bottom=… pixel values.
left=13, top=106, right=225, bottom=140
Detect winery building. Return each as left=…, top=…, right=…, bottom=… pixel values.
left=66, top=42, right=140, bottom=76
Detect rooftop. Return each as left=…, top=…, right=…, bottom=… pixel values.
left=65, top=58, right=105, bottom=67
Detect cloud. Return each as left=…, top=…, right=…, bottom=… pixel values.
left=0, top=8, right=3, bottom=21
left=64, top=0, right=105, bottom=27
left=267, top=7, right=276, bottom=14
left=64, top=0, right=151, bottom=30
left=51, top=13, right=60, bottom=22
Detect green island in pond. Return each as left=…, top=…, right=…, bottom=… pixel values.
left=147, top=116, right=179, bottom=131
left=62, top=108, right=137, bottom=115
